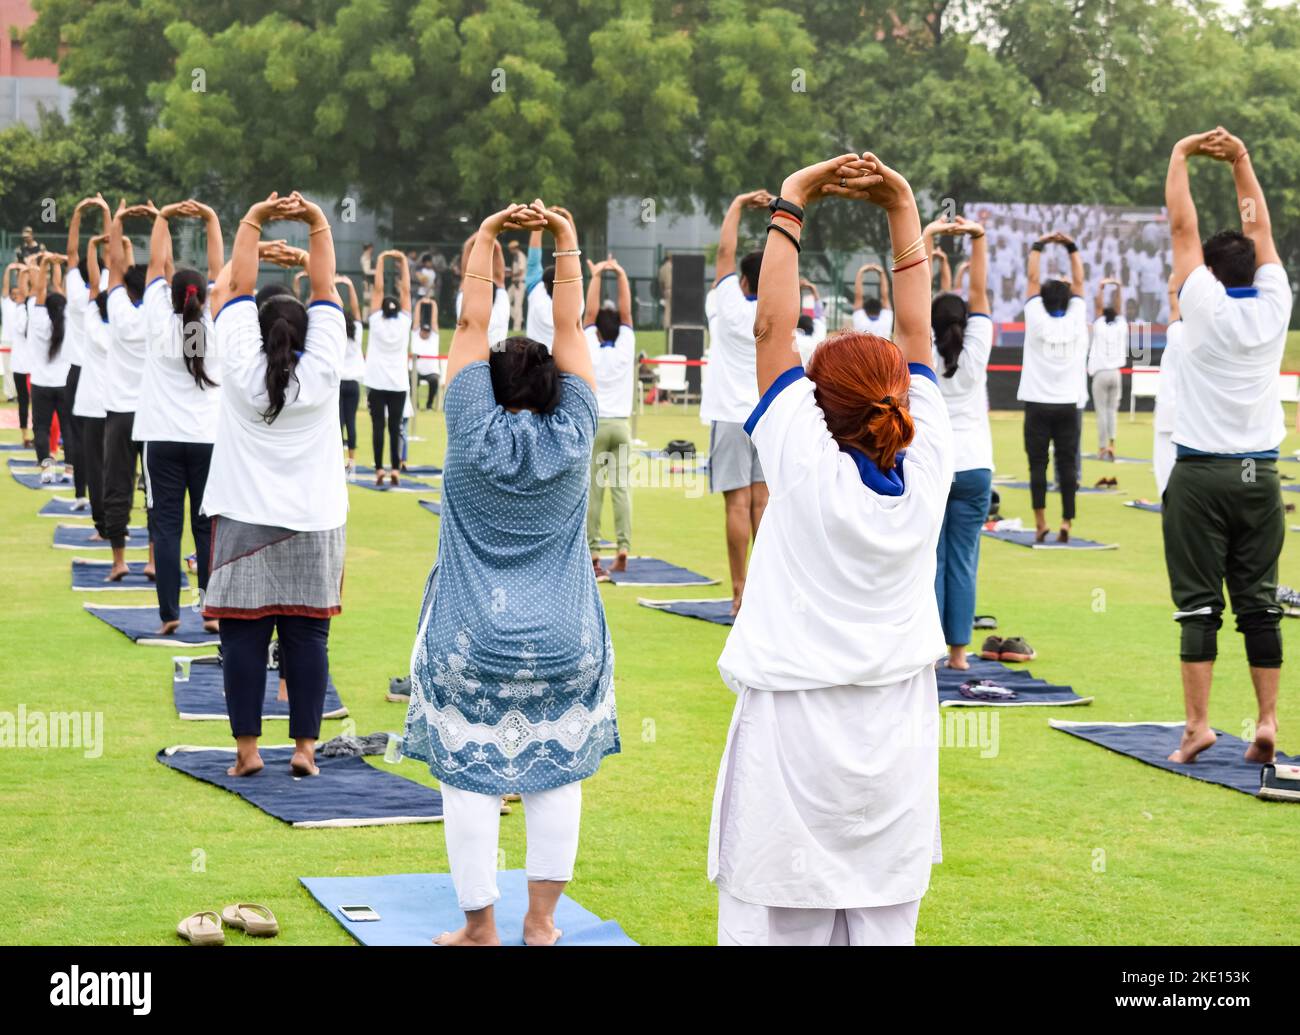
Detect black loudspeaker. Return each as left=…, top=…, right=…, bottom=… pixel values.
left=671, top=326, right=705, bottom=395
left=669, top=253, right=706, bottom=327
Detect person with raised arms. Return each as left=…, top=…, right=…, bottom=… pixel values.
left=201, top=191, right=347, bottom=780
left=5, top=262, right=32, bottom=447
left=78, top=234, right=114, bottom=540
left=25, top=252, right=73, bottom=483
left=336, top=274, right=364, bottom=476
left=1017, top=229, right=1088, bottom=543
left=704, top=188, right=775, bottom=615
left=708, top=152, right=952, bottom=946
left=851, top=262, right=893, bottom=339
left=1088, top=277, right=1128, bottom=461
left=60, top=197, right=109, bottom=505
left=136, top=199, right=225, bottom=636
left=103, top=201, right=156, bottom=580
left=365, top=248, right=412, bottom=486
left=1161, top=127, right=1291, bottom=764
left=403, top=200, right=619, bottom=947
left=583, top=255, right=636, bottom=576
left=456, top=231, right=510, bottom=346
left=413, top=296, right=441, bottom=409
left=928, top=215, right=994, bottom=671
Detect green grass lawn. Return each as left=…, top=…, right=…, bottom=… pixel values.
left=2, top=391, right=1300, bottom=947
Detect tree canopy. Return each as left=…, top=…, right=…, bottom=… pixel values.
left=9, top=0, right=1300, bottom=271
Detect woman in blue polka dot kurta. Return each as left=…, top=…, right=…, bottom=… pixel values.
left=403, top=200, right=620, bottom=946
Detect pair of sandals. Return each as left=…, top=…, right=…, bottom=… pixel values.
left=1094, top=476, right=1119, bottom=488
left=177, top=903, right=279, bottom=945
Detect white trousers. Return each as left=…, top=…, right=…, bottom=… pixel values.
left=441, top=781, right=583, bottom=912
left=718, top=889, right=920, bottom=946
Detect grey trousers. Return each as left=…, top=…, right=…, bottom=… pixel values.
left=1091, top=368, right=1122, bottom=449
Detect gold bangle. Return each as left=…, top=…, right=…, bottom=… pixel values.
left=240, top=218, right=262, bottom=233
left=552, top=275, right=583, bottom=285
left=463, top=272, right=495, bottom=283
left=891, top=236, right=925, bottom=265
left=309, top=225, right=330, bottom=236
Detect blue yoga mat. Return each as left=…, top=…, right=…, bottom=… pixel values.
left=418, top=498, right=441, bottom=516
left=38, top=496, right=89, bottom=518
left=85, top=604, right=218, bottom=645
left=158, top=745, right=444, bottom=827
left=7, top=456, right=42, bottom=469
left=71, top=558, right=189, bottom=592
left=935, top=657, right=1091, bottom=707
left=54, top=523, right=147, bottom=550
left=0, top=442, right=33, bottom=452
left=12, top=469, right=73, bottom=490
left=300, top=871, right=637, bottom=945
left=1051, top=720, right=1299, bottom=799
left=637, top=597, right=734, bottom=626
left=353, top=476, right=439, bottom=493
left=994, top=480, right=1120, bottom=495
left=1124, top=500, right=1162, bottom=513
left=354, top=464, right=442, bottom=477
left=1083, top=453, right=1149, bottom=464
left=599, top=557, right=717, bottom=586
left=172, top=656, right=347, bottom=721
left=982, top=528, right=1117, bottom=550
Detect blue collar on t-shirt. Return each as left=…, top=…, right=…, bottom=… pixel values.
left=848, top=447, right=905, bottom=495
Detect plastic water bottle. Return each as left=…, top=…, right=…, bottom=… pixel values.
left=384, top=734, right=404, bottom=764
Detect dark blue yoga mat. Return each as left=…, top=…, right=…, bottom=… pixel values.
left=12, top=469, right=72, bottom=490
left=354, top=464, right=442, bottom=477
left=353, top=476, right=439, bottom=493
left=600, top=557, right=717, bottom=586
left=418, top=498, right=441, bottom=516
left=1124, top=500, right=1162, bottom=513
left=172, top=656, right=348, bottom=721
left=994, top=480, right=1120, bottom=495
left=1051, top=721, right=1299, bottom=798
left=982, top=528, right=1117, bottom=550
left=1083, top=453, right=1149, bottom=464
left=0, top=442, right=33, bottom=452
left=935, top=657, right=1091, bottom=707
left=158, top=746, right=443, bottom=826
left=72, top=558, right=188, bottom=592
left=85, top=604, right=218, bottom=645
left=638, top=597, right=734, bottom=626
left=7, top=456, right=41, bottom=469
left=300, top=871, right=637, bottom=945
left=39, top=496, right=89, bottom=517
left=55, top=524, right=146, bottom=549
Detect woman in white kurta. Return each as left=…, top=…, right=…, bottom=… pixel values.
left=709, top=153, right=953, bottom=946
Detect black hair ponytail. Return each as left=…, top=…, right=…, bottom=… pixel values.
left=931, top=293, right=969, bottom=379
left=1102, top=306, right=1117, bottom=324
left=381, top=295, right=400, bottom=318
left=343, top=309, right=356, bottom=340
left=45, top=292, right=66, bottom=362
left=257, top=296, right=308, bottom=424
left=172, top=268, right=218, bottom=389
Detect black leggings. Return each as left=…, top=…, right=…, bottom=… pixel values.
left=30, top=383, right=70, bottom=465
left=1023, top=402, right=1080, bottom=521
left=419, top=373, right=439, bottom=409
left=368, top=388, right=405, bottom=470
left=221, top=614, right=331, bottom=740
left=64, top=365, right=85, bottom=498
left=81, top=416, right=107, bottom=537
left=14, top=372, right=29, bottom=432
left=143, top=440, right=212, bottom=623
left=339, top=379, right=360, bottom=451
left=103, top=410, right=141, bottom=548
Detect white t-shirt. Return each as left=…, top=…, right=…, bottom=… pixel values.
left=413, top=331, right=440, bottom=377
left=133, top=277, right=221, bottom=443
left=364, top=309, right=412, bottom=392
left=73, top=300, right=110, bottom=419
left=1017, top=295, right=1089, bottom=405
left=63, top=269, right=88, bottom=367
left=201, top=297, right=348, bottom=531
left=584, top=323, right=635, bottom=419
left=525, top=281, right=554, bottom=347
left=341, top=321, right=365, bottom=382
left=104, top=285, right=148, bottom=414
left=25, top=304, right=72, bottom=388
left=454, top=287, right=511, bottom=346
left=1087, top=315, right=1128, bottom=375
left=933, top=314, right=994, bottom=472
left=851, top=307, right=894, bottom=339
left=794, top=317, right=827, bottom=367
left=717, top=364, right=954, bottom=692
left=7, top=296, right=30, bottom=373
left=1153, top=320, right=1181, bottom=434
left=1173, top=263, right=1291, bottom=454
left=700, top=274, right=759, bottom=424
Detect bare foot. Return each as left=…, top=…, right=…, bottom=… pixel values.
left=104, top=565, right=130, bottom=583
left=277, top=678, right=288, bottom=703
left=389, top=472, right=400, bottom=487
left=1168, top=726, right=1217, bottom=763
left=731, top=585, right=744, bottom=617
left=157, top=620, right=180, bottom=636
left=1245, top=721, right=1277, bottom=763
left=945, top=650, right=970, bottom=671
left=226, top=752, right=264, bottom=777
left=591, top=557, right=609, bottom=581
left=611, top=550, right=629, bottom=573
left=434, top=926, right=501, bottom=946
left=1057, top=527, right=1069, bottom=544
left=89, top=532, right=105, bottom=542
left=522, top=914, right=562, bottom=946
left=1034, top=526, right=1049, bottom=543
left=203, top=619, right=220, bottom=634
left=290, top=749, right=319, bottom=777
left=143, top=567, right=156, bottom=582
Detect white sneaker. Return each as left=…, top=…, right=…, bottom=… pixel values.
left=71, top=498, right=90, bottom=512
left=39, top=458, right=54, bottom=484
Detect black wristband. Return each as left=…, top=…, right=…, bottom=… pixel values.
left=1064, top=241, right=1078, bottom=254
left=768, top=197, right=804, bottom=222
left=766, top=221, right=801, bottom=253
left=1031, top=241, right=1045, bottom=252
